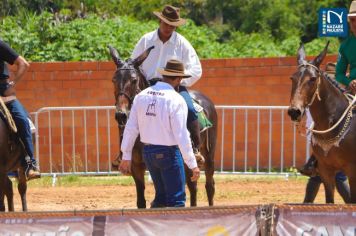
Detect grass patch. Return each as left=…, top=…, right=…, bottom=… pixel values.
left=10, top=174, right=309, bottom=188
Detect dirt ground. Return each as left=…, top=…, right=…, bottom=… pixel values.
left=10, top=175, right=346, bottom=212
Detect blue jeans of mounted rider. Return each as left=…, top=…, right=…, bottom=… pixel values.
left=143, top=144, right=186, bottom=207
left=5, top=99, right=36, bottom=168
left=178, top=86, right=198, bottom=124
left=310, top=171, right=347, bottom=183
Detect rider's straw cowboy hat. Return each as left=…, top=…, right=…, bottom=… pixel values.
left=157, top=60, right=191, bottom=78
left=153, top=5, right=186, bottom=27
left=349, top=1, right=356, bottom=17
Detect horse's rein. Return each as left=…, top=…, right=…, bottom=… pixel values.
left=299, top=63, right=356, bottom=135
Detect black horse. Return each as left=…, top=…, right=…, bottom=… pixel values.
left=109, top=46, right=218, bottom=208
left=0, top=97, right=28, bottom=211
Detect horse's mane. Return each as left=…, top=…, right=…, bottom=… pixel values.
left=322, top=71, right=346, bottom=93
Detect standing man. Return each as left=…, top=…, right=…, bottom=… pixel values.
left=119, top=60, right=200, bottom=207
left=0, top=39, right=40, bottom=180
left=131, top=5, right=204, bottom=166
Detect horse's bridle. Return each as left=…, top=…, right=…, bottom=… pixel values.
left=114, top=63, right=148, bottom=130
left=298, top=62, right=322, bottom=107
left=115, top=67, right=142, bottom=107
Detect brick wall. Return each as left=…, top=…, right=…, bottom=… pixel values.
left=9, top=55, right=338, bottom=172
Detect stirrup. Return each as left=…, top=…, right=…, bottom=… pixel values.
left=25, top=165, right=41, bottom=181
left=112, top=153, right=122, bottom=168
left=194, top=150, right=205, bottom=168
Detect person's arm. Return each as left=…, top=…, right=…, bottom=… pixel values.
left=119, top=98, right=140, bottom=174
left=12, top=56, right=30, bottom=86
left=170, top=97, right=198, bottom=169
left=335, top=48, right=350, bottom=86
left=180, top=40, right=202, bottom=87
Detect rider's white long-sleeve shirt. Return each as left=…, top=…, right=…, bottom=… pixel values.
left=121, top=82, right=197, bottom=169
left=131, top=30, right=202, bottom=87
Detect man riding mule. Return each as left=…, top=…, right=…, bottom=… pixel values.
left=288, top=40, right=356, bottom=203
left=299, top=1, right=356, bottom=178
left=109, top=43, right=217, bottom=208
left=0, top=39, right=40, bottom=180
left=113, top=5, right=205, bottom=168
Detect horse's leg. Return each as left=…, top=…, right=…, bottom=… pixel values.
left=202, top=130, right=216, bottom=206
left=131, top=161, right=146, bottom=209
left=17, top=171, right=27, bottom=211
left=5, top=176, right=14, bottom=211
left=184, top=165, right=197, bottom=207
left=318, top=167, right=336, bottom=203
left=0, top=174, right=6, bottom=212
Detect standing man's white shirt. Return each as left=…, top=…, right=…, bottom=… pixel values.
left=120, top=81, right=197, bottom=169
left=131, top=30, right=202, bottom=87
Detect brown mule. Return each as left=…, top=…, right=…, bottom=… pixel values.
left=288, top=42, right=356, bottom=203
left=109, top=46, right=218, bottom=208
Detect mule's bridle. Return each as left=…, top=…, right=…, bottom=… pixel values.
left=298, top=63, right=322, bottom=107
left=115, top=67, right=142, bottom=106
left=298, top=63, right=356, bottom=137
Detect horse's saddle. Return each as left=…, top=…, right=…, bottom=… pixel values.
left=192, top=100, right=213, bottom=132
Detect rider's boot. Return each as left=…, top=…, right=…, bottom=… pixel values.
left=188, top=119, right=205, bottom=168
left=303, top=176, right=321, bottom=203
left=336, top=179, right=351, bottom=203
left=299, top=154, right=318, bottom=177
left=24, top=155, right=41, bottom=181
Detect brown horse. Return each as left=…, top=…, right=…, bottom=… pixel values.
left=0, top=101, right=28, bottom=211
left=109, top=46, right=218, bottom=208
left=287, top=42, right=356, bottom=203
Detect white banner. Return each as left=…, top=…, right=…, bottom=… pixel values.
left=106, top=209, right=258, bottom=235
left=0, top=217, right=94, bottom=236
left=275, top=205, right=356, bottom=236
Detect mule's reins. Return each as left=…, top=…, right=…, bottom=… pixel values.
left=300, top=63, right=356, bottom=135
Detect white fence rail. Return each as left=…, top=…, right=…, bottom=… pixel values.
left=32, top=105, right=309, bottom=176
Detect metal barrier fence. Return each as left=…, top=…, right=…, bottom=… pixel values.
left=33, top=105, right=310, bottom=177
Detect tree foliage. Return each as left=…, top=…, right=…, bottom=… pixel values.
left=0, top=0, right=349, bottom=61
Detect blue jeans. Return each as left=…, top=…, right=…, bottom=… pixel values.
left=6, top=99, right=36, bottom=167
left=143, top=144, right=186, bottom=207
left=178, top=86, right=198, bottom=124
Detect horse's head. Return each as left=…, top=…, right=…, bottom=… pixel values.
left=109, top=46, right=154, bottom=126
left=287, top=42, right=329, bottom=122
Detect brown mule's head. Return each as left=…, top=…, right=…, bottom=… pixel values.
left=109, top=46, right=154, bottom=127
left=287, top=42, right=329, bottom=122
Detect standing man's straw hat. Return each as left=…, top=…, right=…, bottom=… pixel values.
left=153, top=5, right=186, bottom=27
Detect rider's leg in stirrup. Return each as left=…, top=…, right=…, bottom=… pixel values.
left=7, top=99, right=40, bottom=180
left=178, top=86, right=205, bottom=167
